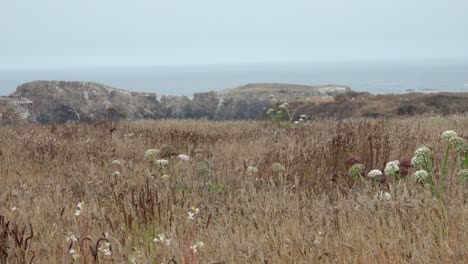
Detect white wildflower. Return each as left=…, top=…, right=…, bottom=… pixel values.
left=144, top=149, right=160, bottom=159
left=277, top=111, right=282, bottom=114
left=190, top=241, right=204, bottom=253
left=441, top=130, right=458, bottom=142
left=153, top=234, right=171, bottom=246
left=188, top=207, right=200, bottom=220
left=411, top=156, right=425, bottom=167
left=449, top=136, right=465, bottom=147
left=300, top=114, right=307, bottom=119
left=367, top=169, right=383, bottom=179
left=178, top=154, right=190, bottom=161
left=156, top=159, right=169, bottom=165
left=272, top=163, right=285, bottom=172
left=69, top=248, right=79, bottom=260
left=246, top=166, right=258, bottom=174
left=75, top=202, right=84, bottom=216
left=294, top=121, right=299, bottom=124
left=279, top=104, right=287, bottom=109
left=384, top=161, right=399, bottom=176
left=378, top=191, right=391, bottom=201
left=267, top=108, right=274, bottom=114
left=11, top=206, right=19, bottom=212
left=112, top=171, right=120, bottom=177
left=188, top=211, right=195, bottom=220
left=161, top=174, right=171, bottom=179
left=457, top=169, right=468, bottom=180
left=413, top=170, right=429, bottom=183
left=415, top=146, right=431, bottom=158
left=103, top=248, right=111, bottom=256
left=299, top=118, right=304, bottom=122
left=111, top=160, right=121, bottom=166
left=66, top=234, right=78, bottom=243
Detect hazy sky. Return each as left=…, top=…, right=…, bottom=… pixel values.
left=1, top=0, right=468, bottom=69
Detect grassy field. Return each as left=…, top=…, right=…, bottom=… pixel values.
left=1, top=117, right=468, bottom=263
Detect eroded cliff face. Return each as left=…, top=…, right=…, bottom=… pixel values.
left=0, top=97, right=34, bottom=125
left=4, top=81, right=350, bottom=124
left=10, top=81, right=164, bottom=123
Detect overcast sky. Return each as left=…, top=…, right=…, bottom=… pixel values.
left=1, top=0, right=467, bottom=69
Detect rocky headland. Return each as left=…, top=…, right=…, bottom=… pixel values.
left=1, top=80, right=467, bottom=125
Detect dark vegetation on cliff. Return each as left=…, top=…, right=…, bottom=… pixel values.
left=289, top=91, right=468, bottom=120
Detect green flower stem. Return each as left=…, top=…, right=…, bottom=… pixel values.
left=441, top=145, right=451, bottom=194
left=457, top=153, right=462, bottom=171
left=359, top=174, right=366, bottom=188
left=465, top=153, right=468, bottom=169
left=391, top=171, right=397, bottom=197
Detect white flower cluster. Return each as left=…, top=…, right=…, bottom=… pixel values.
left=413, top=170, right=429, bottom=183
left=74, top=202, right=84, bottom=216
left=178, top=154, right=190, bottom=161
left=100, top=242, right=112, bottom=257
left=457, top=169, right=468, bottom=179
left=190, top=241, right=205, bottom=253
left=412, top=146, right=431, bottom=168
left=411, top=156, right=425, bottom=168
left=367, top=169, right=383, bottom=179
left=153, top=233, right=171, bottom=246
left=69, top=248, right=80, bottom=261
left=144, top=149, right=160, bottom=160
left=246, top=166, right=258, bottom=174
left=378, top=191, right=391, bottom=201
left=441, top=130, right=458, bottom=142
left=111, top=160, right=121, bottom=166
left=272, top=163, right=285, bottom=172
left=188, top=207, right=200, bottom=220
left=415, top=146, right=431, bottom=158
left=449, top=136, right=465, bottom=147
left=384, top=160, right=400, bottom=176
left=156, top=159, right=169, bottom=166
left=66, top=233, right=78, bottom=243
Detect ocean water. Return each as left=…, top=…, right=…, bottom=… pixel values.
left=0, top=61, right=467, bottom=96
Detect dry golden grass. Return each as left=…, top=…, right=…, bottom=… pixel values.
left=1, top=116, right=468, bottom=263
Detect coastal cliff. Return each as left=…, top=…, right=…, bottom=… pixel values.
left=3, top=81, right=350, bottom=124
left=2, top=80, right=467, bottom=125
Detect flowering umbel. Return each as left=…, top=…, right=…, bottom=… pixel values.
left=246, top=166, right=259, bottom=174
left=367, top=169, right=383, bottom=179
left=144, top=149, right=160, bottom=160
left=413, top=170, right=429, bottom=183
left=272, top=163, right=285, bottom=172
left=384, top=161, right=399, bottom=176
left=441, top=130, right=458, bottom=143
left=348, top=163, right=365, bottom=178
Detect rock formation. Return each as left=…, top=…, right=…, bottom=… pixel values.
left=1, top=80, right=351, bottom=124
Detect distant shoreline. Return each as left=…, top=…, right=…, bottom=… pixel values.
left=1, top=60, right=467, bottom=96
